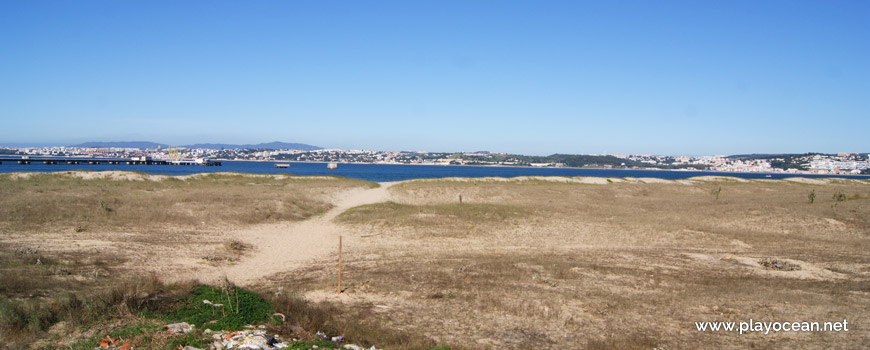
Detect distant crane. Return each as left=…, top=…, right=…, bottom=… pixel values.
left=167, top=146, right=180, bottom=161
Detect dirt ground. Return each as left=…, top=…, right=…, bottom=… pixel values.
left=2, top=172, right=868, bottom=349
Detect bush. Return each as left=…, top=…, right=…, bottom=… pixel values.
left=165, top=285, right=274, bottom=330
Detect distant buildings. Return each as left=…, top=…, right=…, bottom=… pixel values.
left=810, top=155, right=870, bottom=171
left=1, top=146, right=866, bottom=175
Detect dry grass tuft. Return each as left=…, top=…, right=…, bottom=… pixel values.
left=224, top=240, right=252, bottom=254
left=203, top=240, right=254, bottom=264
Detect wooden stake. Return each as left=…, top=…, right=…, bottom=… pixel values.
left=338, top=236, right=342, bottom=294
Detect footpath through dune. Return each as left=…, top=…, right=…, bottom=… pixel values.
left=200, top=182, right=396, bottom=286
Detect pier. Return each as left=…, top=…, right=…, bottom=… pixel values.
left=0, top=156, right=221, bottom=166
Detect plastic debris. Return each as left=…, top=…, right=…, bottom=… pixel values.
left=97, top=336, right=119, bottom=348
left=203, top=299, right=224, bottom=307
left=342, top=345, right=377, bottom=350
left=93, top=337, right=130, bottom=350
left=206, top=328, right=381, bottom=350
left=165, top=322, right=195, bottom=334
left=210, top=329, right=288, bottom=349
left=89, top=323, right=381, bottom=350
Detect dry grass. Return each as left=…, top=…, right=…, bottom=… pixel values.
left=0, top=244, right=440, bottom=349
left=385, top=178, right=870, bottom=253
left=2, top=174, right=869, bottom=349
left=0, top=240, right=177, bottom=347
left=287, top=177, right=870, bottom=349
left=336, top=202, right=533, bottom=238
left=270, top=291, right=440, bottom=350
left=0, top=246, right=126, bottom=299
left=0, top=172, right=374, bottom=232
left=0, top=268, right=171, bottom=346
left=0, top=172, right=382, bottom=348
left=0, top=172, right=377, bottom=285
left=279, top=249, right=869, bottom=349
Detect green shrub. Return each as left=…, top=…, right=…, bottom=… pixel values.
left=166, top=285, right=274, bottom=330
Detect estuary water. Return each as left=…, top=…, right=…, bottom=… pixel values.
left=0, top=160, right=865, bottom=182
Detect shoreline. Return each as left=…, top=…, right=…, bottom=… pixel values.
left=3, top=156, right=864, bottom=177
left=2, top=170, right=868, bottom=185
left=219, top=159, right=870, bottom=178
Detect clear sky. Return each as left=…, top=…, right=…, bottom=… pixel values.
left=1, top=1, right=868, bottom=155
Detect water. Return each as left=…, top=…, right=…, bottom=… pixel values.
left=0, top=160, right=865, bottom=182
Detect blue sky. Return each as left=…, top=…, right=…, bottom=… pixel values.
left=1, top=1, right=868, bottom=155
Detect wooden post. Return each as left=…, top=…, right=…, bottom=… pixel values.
left=338, top=236, right=342, bottom=294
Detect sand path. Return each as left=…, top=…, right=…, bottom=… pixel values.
left=211, top=182, right=396, bottom=286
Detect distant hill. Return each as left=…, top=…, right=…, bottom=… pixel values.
left=69, top=141, right=168, bottom=149
left=182, top=141, right=322, bottom=150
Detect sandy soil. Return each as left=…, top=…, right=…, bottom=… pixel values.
left=185, top=182, right=398, bottom=285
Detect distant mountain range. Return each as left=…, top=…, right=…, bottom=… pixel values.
left=67, top=141, right=323, bottom=150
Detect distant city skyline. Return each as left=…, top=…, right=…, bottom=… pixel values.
left=5, top=142, right=868, bottom=176
left=2, top=1, right=868, bottom=156
left=1, top=140, right=865, bottom=158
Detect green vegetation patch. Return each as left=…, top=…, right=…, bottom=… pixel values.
left=165, top=285, right=274, bottom=331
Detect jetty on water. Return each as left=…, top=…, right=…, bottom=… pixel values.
left=0, top=156, right=222, bottom=166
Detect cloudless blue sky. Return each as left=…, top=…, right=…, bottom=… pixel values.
left=1, top=1, right=868, bottom=155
